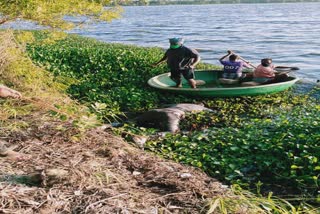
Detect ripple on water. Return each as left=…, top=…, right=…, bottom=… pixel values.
left=2, top=3, right=319, bottom=81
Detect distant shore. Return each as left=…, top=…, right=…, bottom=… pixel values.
left=130, top=0, right=320, bottom=6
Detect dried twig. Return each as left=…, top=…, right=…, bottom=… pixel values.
left=84, top=193, right=127, bottom=213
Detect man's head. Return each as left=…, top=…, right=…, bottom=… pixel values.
left=261, top=58, right=272, bottom=67
left=169, top=38, right=184, bottom=49
left=229, top=54, right=238, bottom=62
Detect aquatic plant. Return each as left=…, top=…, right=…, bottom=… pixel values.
left=24, top=31, right=320, bottom=209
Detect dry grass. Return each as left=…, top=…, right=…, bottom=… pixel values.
left=0, top=30, right=97, bottom=132
left=3, top=29, right=300, bottom=214
left=0, top=113, right=226, bottom=213
left=0, top=31, right=17, bottom=74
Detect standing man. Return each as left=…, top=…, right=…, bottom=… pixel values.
left=152, top=38, right=201, bottom=88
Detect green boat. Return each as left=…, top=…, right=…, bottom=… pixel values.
left=148, top=70, right=299, bottom=97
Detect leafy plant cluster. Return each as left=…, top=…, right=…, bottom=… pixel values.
left=0, top=0, right=121, bottom=29
left=25, top=31, right=319, bottom=204
left=146, top=101, right=320, bottom=198
left=26, top=32, right=161, bottom=117
left=26, top=31, right=218, bottom=119
left=180, top=94, right=311, bottom=130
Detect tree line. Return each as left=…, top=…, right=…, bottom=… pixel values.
left=125, top=0, right=318, bottom=6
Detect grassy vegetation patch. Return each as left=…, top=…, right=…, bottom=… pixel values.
left=24, top=31, right=320, bottom=208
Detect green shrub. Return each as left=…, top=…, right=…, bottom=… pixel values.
left=26, top=33, right=163, bottom=116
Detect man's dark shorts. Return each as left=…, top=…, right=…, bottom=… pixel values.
left=170, top=68, right=195, bottom=82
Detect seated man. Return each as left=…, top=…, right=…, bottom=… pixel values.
left=241, top=58, right=289, bottom=86
left=0, top=85, right=22, bottom=99
left=219, top=50, right=251, bottom=84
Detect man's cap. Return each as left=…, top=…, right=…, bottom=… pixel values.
left=169, top=38, right=184, bottom=49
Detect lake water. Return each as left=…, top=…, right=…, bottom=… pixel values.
left=3, top=3, right=320, bottom=82
left=69, top=3, right=320, bottom=82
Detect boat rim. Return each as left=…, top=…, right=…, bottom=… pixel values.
left=148, top=72, right=300, bottom=91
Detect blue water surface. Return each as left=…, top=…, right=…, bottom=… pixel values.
left=3, top=3, right=320, bottom=82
